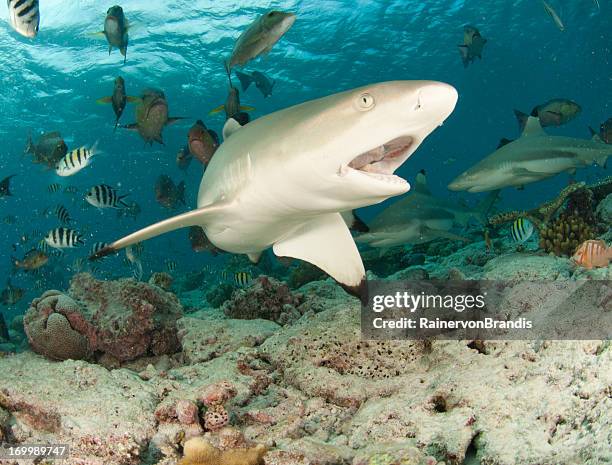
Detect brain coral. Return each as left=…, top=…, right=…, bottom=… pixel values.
left=23, top=291, right=92, bottom=361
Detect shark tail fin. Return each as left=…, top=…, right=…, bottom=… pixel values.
left=235, top=70, right=253, bottom=92
left=90, top=202, right=231, bottom=261
left=474, top=190, right=501, bottom=224
left=514, top=109, right=529, bottom=132
left=0, top=175, right=16, bottom=196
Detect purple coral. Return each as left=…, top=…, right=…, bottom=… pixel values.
left=24, top=274, right=183, bottom=362
left=222, top=276, right=304, bottom=325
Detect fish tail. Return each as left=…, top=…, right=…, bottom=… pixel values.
left=235, top=70, right=252, bottom=92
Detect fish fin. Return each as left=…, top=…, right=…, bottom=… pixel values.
left=247, top=252, right=262, bottom=264
left=273, top=212, right=366, bottom=290
left=118, top=194, right=131, bottom=208
left=235, top=70, right=253, bottom=92
left=514, top=109, right=529, bottom=132
left=591, top=132, right=604, bottom=144
left=126, top=96, right=141, bottom=103
left=458, top=45, right=469, bottom=67
left=588, top=126, right=596, bottom=137
left=239, top=105, right=256, bottom=112
left=90, top=202, right=233, bottom=260
left=167, top=117, right=186, bottom=125
left=122, top=123, right=139, bottom=130
left=108, top=45, right=113, bottom=55
left=223, top=118, right=243, bottom=140
left=120, top=47, right=127, bottom=64
left=413, top=169, right=431, bottom=195
left=208, top=104, right=225, bottom=115
left=512, top=167, right=549, bottom=177
left=96, top=96, right=113, bottom=104
left=594, top=154, right=607, bottom=169
left=520, top=116, right=546, bottom=137
left=497, top=138, right=514, bottom=149
left=88, top=31, right=107, bottom=39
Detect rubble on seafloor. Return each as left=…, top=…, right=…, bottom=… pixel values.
left=0, top=246, right=610, bottom=465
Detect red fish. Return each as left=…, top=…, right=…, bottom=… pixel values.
left=572, top=240, right=611, bottom=269
left=188, top=120, right=219, bottom=165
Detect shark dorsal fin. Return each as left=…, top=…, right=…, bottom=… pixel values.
left=521, top=116, right=546, bottom=138
left=414, top=170, right=431, bottom=195
left=223, top=118, right=242, bottom=140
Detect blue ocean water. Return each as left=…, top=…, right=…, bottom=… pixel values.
left=0, top=0, right=610, bottom=307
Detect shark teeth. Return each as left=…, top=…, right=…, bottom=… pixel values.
left=348, top=136, right=414, bottom=176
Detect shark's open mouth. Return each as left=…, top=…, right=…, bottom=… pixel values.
left=345, top=136, right=414, bottom=182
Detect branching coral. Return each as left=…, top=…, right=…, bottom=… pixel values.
left=178, top=437, right=266, bottom=465
left=539, top=213, right=595, bottom=256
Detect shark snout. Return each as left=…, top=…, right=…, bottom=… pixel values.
left=415, top=82, right=459, bottom=121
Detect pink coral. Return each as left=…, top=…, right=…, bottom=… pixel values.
left=25, top=274, right=183, bottom=363
left=175, top=399, right=199, bottom=425
left=200, top=381, right=237, bottom=407
left=23, top=291, right=92, bottom=361
left=204, top=403, right=229, bottom=431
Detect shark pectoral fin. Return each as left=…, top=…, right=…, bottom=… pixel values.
left=122, top=123, right=139, bottom=131
left=423, top=227, right=469, bottom=243
left=247, top=252, right=262, bottom=263
left=208, top=105, right=225, bottom=115
left=273, top=213, right=366, bottom=291
left=511, top=167, right=549, bottom=177
left=90, top=202, right=231, bottom=260
left=96, top=96, right=112, bottom=104
left=126, top=96, right=141, bottom=103
left=88, top=31, right=106, bottom=39
left=223, top=118, right=243, bottom=140
left=167, top=117, right=186, bottom=125
left=239, top=105, right=256, bottom=112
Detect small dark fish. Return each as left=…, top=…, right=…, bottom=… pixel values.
left=236, top=70, right=275, bottom=98
left=226, top=10, right=296, bottom=72
left=188, top=226, right=221, bottom=255
left=3, top=215, right=16, bottom=225
left=590, top=118, right=612, bottom=144
left=90, top=242, right=110, bottom=257
left=25, top=132, right=68, bottom=169
left=0, top=175, right=16, bottom=198
left=165, top=260, right=177, bottom=272
left=96, top=5, right=130, bottom=63
left=48, top=183, right=61, bottom=193
left=458, top=26, right=487, bottom=68
left=0, top=311, right=9, bottom=341
left=7, top=0, right=39, bottom=38
left=176, top=146, right=193, bottom=171
left=122, top=88, right=184, bottom=146
left=44, top=227, right=84, bottom=249
left=209, top=85, right=255, bottom=121
left=85, top=184, right=129, bottom=209
left=484, top=228, right=493, bottom=252
left=188, top=120, right=219, bottom=165
left=155, top=175, right=185, bottom=210
left=515, top=99, right=581, bottom=131
left=97, top=77, right=139, bottom=130
left=1, top=280, right=25, bottom=306
left=13, top=248, right=49, bottom=271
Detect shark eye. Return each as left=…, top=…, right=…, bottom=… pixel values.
left=357, top=93, right=375, bottom=111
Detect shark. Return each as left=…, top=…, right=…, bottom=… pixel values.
left=448, top=116, right=611, bottom=192
left=354, top=171, right=497, bottom=248
left=91, top=81, right=458, bottom=295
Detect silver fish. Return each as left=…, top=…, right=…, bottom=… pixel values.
left=7, top=0, right=39, bottom=38
left=542, top=0, right=565, bottom=31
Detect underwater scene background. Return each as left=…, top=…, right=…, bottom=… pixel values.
left=0, top=1, right=611, bottom=464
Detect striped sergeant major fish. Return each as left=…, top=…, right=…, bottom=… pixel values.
left=85, top=184, right=129, bottom=209
left=510, top=218, right=534, bottom=243
left=54, top=205, right=71, bottom=224
left=44, top=227, right=84, bottom=249
left=55, top=143, right=98, bottom=177
left=234, top=271, right=253, bottom=288
left=7, top=0, right=39, bottom=38
left=90, top=242, right=110, bottom=257
left=48, top=183, right=61, bottom=193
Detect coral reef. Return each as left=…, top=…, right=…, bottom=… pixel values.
left=179, top=436, right=266, bottom=465
left=149, top=272, right=174, bottom=291
left=23, top=291, right=92, bottom=361
left=201, top=381, right=237, bottom=431
left=287, top=261, right=325, bottom=289
left=539, top=212, right=595, bottom=256
left=222, top=276, right=305, bottom=325
left=24, top=274, right=183, bottom=362
left=596, top=193, right=612, bottom=224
